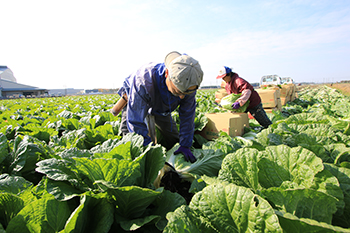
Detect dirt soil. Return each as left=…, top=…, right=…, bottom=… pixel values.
left=297, top=83, right=350, bottom=97
left=327, top=83, right=350, bottom=96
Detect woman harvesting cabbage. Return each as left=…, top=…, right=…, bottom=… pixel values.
left=216, top=66, right=272, bottom=128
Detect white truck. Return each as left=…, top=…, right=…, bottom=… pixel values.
left=281, top=77, right=294, bottom=84
left=260, top=75, right=282, bottom=87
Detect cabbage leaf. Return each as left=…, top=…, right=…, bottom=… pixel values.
left=220, top=93, right=250, bottom=112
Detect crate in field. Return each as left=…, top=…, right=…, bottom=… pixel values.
left=256, top=88, right=281, bottom=108
left=199, top=112, right=249, bottom=140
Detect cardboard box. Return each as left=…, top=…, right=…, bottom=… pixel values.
left=262, top=86, right=281, bottom=98
left=288, top=84, right=297, bottom=101
left=256, top=89, right=280, bottom=108
left=280, top=85, right=292, bottom=98
left=264, top=108, right=280, bottom=114
left=215, top=89, right=228, bottom=101
left=265, top=98, right=282, bottom=110
left=220, top=81, right=226, bottom=88
left=199, top=112, right=249, bottom=140
left=277, top=98, right=282, bottom=110
left=280, top=97, right=290, bottom=105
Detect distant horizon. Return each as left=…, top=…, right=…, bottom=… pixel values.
left=46, top=81, right=339, bottom=91
left=1, top=63, right=347, bottom=90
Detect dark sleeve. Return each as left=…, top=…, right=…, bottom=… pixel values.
left=178, top=92, right=196, bottom=147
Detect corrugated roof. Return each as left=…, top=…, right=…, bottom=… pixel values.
left=0, top=66, right=47, bottom=93
left=1, top=78, right=45, bottom=90
left=0, top=66, right=8, bottom=71
left=2, top=88, right=47, bottom=91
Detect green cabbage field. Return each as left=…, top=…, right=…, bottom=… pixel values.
left=1, top=85, right=350, bottom=232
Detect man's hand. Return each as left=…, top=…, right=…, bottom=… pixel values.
left=174, top=146, right=197, bottom=163
left=232, top=102, right=240, bottom=109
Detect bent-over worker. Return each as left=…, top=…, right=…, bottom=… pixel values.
left=216, top=66, right=272, bottom=128
left=111, top=51, right=204, bottom=163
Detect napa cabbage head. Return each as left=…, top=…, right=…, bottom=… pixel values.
left=165, top=144, right=224, bottom=182
left=220, top=93, right=249, bottom=112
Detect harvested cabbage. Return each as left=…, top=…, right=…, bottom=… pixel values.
left=220, top=93, right=250, bottom=112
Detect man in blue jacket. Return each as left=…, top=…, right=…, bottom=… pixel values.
left=115, top=51, right=203, bottom=163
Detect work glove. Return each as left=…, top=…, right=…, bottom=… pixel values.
left=232, top=102, right=240, bottom=109
left=174, top=146, right=197, bottom=163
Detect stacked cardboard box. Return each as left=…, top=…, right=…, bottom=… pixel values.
left=214, top=81, right=228, bottom=103
left=256, top=83, right=297, bottom=109
left=256, top=88, right=282, bottom=111
left=199, top=112, right=249, bottom=140
left=288, top=84, right=297, bottom=101
left=279, top=85, right=291, bottom=105
left=220, top=80, right=226, bottom=88
left=280, top=84, right=297, bottom=104
left=215, top=89, right=228, bottom=103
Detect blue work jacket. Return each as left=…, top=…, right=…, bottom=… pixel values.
left=118, top=62, right=197, bottom=147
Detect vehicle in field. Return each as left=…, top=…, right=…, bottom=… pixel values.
left=281, top=77, right=294, bottom=84
left=260, top=75, right=282, bottom=87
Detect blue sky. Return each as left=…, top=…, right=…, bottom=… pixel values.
left=1, top=0, right=349, bottom=89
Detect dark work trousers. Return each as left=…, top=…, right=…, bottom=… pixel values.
left=247, top=103, right=272, bottom=128
left=121, top=106, right=179, bottom=150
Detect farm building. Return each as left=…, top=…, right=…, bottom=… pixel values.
left=0, top=66, right=48, bottom=99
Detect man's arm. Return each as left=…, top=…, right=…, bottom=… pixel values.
left=178, top=92, right=196, bottom=147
